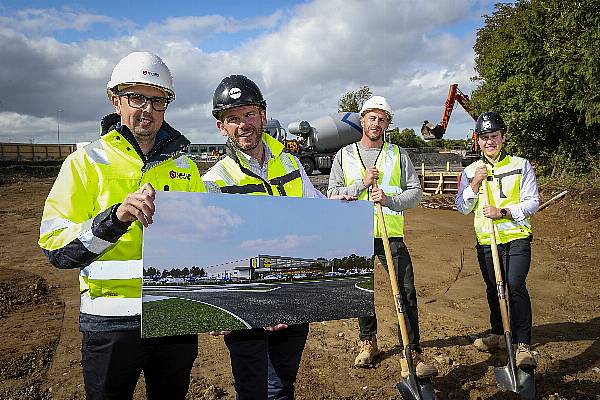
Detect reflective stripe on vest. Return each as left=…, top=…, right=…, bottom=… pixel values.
left=465, top=156, right=532, bottom=245
left=79, top=259, right=142, bottom=316
left=84, top=141, right=110, bottom=165
left=77, top=219, right=114, bottom=254
left=341, top=143, right=404, bottom=238
left=174, top=154, right=190, bottom=169
left=203, top=134, right=303, bottom=197
left=80, top=296, right=141, bottom=317
left=39, top=217, right=74, bottom=236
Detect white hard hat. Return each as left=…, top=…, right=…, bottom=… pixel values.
left=107, top=51, right=175, bottom=100
left=360, top=95, right=392, bottom=121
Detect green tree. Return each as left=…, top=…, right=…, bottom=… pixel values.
left=338, top=86, right=372, bottom=112
left=191, top=266, right=206, bottom=277
left=471, top=0, right=600, bottom=176
left=389, top=128, right=427, bottom=148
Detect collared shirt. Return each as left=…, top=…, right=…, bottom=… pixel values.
left=208, top=142, right=325, bottom=199
left=455, top=157, right=539, bottom=221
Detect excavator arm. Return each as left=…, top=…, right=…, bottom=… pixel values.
left=421, top=83, right=478, bottom=140
left=421, top=83, right=483, bottom=166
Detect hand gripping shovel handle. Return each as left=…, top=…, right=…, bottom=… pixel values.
left=373, top=183, right=435, bottom=400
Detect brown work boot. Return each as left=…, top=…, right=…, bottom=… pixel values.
left=354, top=337, right=380, bottom=367
left=400, top=350, right=438, bottom=379
left=473, top=333, right=506, bottom=352
left=515, top=343, right=537, bottom=369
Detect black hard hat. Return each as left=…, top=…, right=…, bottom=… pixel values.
left=475, top=111, right=506, bottom=135
left=212, top=75, right=267, bottom=119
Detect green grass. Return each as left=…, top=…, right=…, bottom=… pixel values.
left=356, top=278, right=373, bottom=291
left=142, top=298, right=246, bottom=338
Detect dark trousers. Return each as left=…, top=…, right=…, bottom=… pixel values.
left=359, top=237, right=420, bottom=349
left=82, top=330, right=198, bottom=400
left=225, top=323, right=309, bottom=400
left=476, top=237, right=533, bottom=345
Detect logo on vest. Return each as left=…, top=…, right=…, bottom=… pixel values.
left=229, top=87, right=242, bottom=99
left=170, top=170, right=191, bottom=180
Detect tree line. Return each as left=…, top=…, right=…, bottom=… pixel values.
left=327, top=254, right=374, bottom=272
left=144, top=266, right=207, bottom=278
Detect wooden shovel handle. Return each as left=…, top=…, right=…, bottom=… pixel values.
left=481, top=177, right=512, bottom=334
left=373, top=182, right=412, bottom=348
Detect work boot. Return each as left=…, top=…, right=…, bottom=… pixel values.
left=473, top=333, right=506, bottom=352
left=354, top=337, right=380, bottom=367
left=515, top=343, right=537, bottom=369
left=400, top=350, right=438, bottom=379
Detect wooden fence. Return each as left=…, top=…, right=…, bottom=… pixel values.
left=0, top=143, right=75, bottom=162
left=418, top=162, right=461, bottom=195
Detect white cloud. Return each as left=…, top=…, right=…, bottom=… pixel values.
left=240, top=234, right=321, bottom=253
left=0, top=1, right=495, bottom=144
left=150, top=11, right=284, bottom=37
left=154, top=195, right=243, bottom=241
left=0, top=8, right=120, bottom=34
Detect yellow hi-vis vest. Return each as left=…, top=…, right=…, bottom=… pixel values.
left=464, top=155, right=532, bottom=245
left=202, top=133, right=303, bottom=197
left=39, top=129, right=204, bottom=319
left=341, top=142, right=404, bottom=238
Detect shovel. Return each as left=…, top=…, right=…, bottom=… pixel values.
left=482, top=176, right=535, bottom=400
left=373, top=184, right=436, bottom=400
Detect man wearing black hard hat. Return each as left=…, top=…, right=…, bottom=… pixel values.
left=456, top=111, right=540, bottom=369
left=203, top=75, right=325, bottom=400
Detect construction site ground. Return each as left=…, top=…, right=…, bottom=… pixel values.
left=0, top=169, right=598, bottom=400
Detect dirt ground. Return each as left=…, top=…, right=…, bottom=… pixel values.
left=0, top=172, right=598, bottom=400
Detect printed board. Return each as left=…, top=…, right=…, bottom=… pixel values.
left=142, top=191, right=374, bottom=337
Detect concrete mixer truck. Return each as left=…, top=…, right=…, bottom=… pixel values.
left=263, top=112, right=363, bottom=175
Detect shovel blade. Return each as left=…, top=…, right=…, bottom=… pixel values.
left=494, top=365, right=535, bottom=400
left=396, top=380, right=420, bottom=400
left=395, top=375, right=437, bottom=400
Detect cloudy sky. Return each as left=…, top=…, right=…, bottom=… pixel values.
left=0, top=0, right=501, bottom=144
left=143, top=191, right=373, bottom=273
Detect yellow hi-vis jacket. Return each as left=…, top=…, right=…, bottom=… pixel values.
left=39, top=121, right=204, bottom=331
left=202, top=133, right=303, bottom=197
left=464, top=155, right=532, bottom=245
left=341, top=142, right=404, bottom=238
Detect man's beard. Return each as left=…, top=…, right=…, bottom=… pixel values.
left=232, top=122, right=263, bottom=152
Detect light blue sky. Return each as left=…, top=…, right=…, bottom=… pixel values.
left=0, top=1, right=508, bottom=144
left=143, top=191, right=373, bottom=273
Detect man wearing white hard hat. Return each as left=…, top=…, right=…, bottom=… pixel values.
left=327, top=96, right=437, bottom=378
left=39, top=51, right=205, bottom=399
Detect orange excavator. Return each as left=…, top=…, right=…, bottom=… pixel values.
left=421, top=83, right=481, bottom=166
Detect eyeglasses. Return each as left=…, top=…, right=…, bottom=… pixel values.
left=118, top=92, right=170, bottom=111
